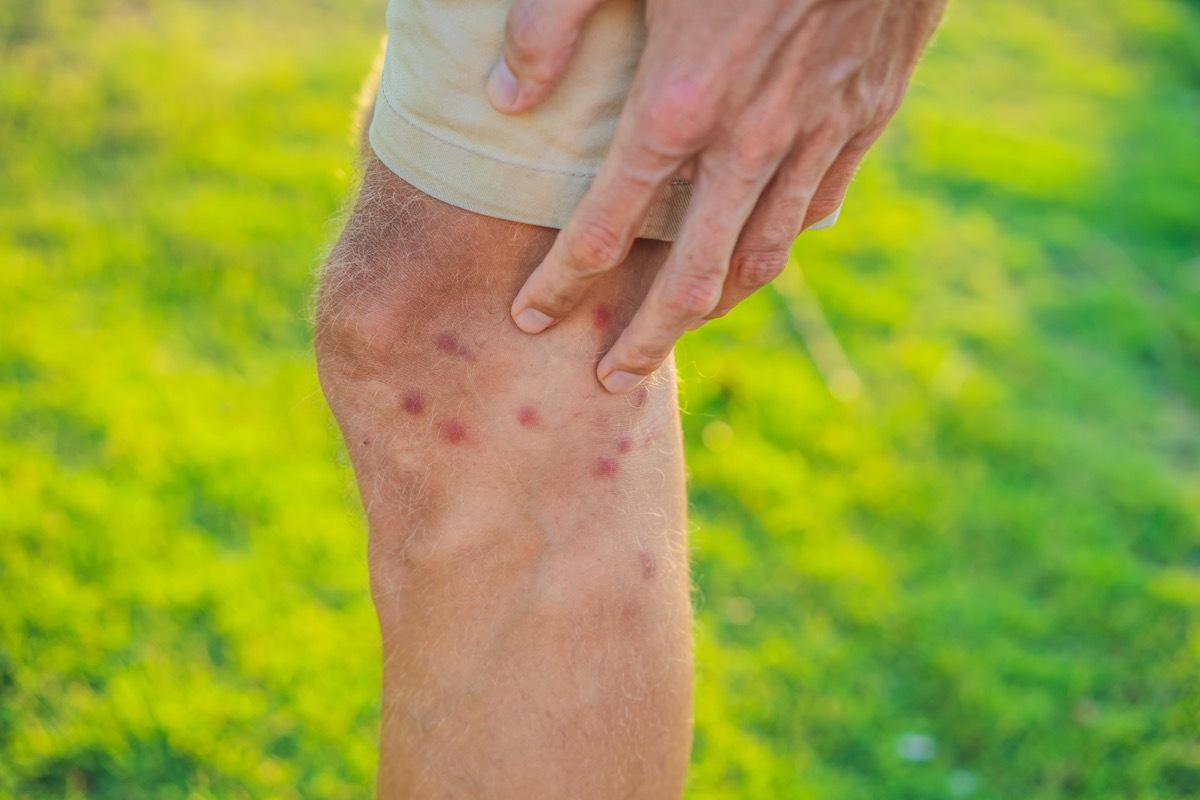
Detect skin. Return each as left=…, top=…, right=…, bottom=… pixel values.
left=315, top=151, right=692, bottom=797
left=489, top=0, right=946, bottom=394
left=315, top=3, right=944, bottom=792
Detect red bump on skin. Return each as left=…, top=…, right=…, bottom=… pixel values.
left=517, top=406, right=539, bottom=427
left=617, top=437, right=632, bottom=453
left=640, top=551, right=657, bottom=580
left=618, top=600, right=644, bottom=626
left=440, top=419, right=468, bottom=444
left=362, top=438, right=371, bottom=446
left=435, top=332, right=476, bottom=360
left=592, top=303, right=614, bottom=330
left=631, top=387, right=650, bottom=408
left=402, top=392, right=425, bottom=414
left=593, top=456, right=619, bottom=478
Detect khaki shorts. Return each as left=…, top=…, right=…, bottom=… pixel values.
left=369, top=0, right=839, bottom=242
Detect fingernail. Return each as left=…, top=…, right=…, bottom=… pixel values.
left=805, top=203, right=842, bottom=231
left=686, top=319, right=707, bottom=331
left=514, top=307, right=554, bottom=334
left=487, top=58, right=519, bottom=111
left=601, top=370, right=643, bottom=394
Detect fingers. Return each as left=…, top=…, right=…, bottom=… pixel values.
left=805, top=132, right=874, bottom=229
left=596, top=164, right=772, bottom=392
left=709, top=129, right=864, bottom=319
left=509, top=104, right=694, bottom=334
left=487, top=0, right=608, bottom=113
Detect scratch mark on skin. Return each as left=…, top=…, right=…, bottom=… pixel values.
left=517, top=406, right=539, bottom=427
left=402, top=392, right=426, bottom=414
left=435, top=332, right=476, bottom=361
left=639, top=550, right=656, bottom=580
left=440, top=419, right=468, bottom=444
left=617, top=437, right=632, bottom=453
left=593, top=456, right=618, bottom=478
left=631, top=387, right=650, bottom=408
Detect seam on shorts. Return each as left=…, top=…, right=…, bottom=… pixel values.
left=380, top=87, right=691, bottom=187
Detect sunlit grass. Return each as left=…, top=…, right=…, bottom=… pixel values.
left=2, top=0, right=1198, bottom=797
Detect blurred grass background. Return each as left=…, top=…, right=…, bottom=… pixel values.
left=1, top=0, right=1197, bottom=797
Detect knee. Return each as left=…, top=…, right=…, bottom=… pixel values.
left=315, top=165, right=421, bottom=379
left=313, top=238, right=416, bottom=403
left=313, top=163, right=503, bottom=413
left=315, top=158, right=669, bottom=430
left=314, top=161, right=676, bottom=580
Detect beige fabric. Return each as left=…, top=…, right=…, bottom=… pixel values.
left=370, top=0, right=691, bottom=240
left=369, top=0, right=840, bottom=242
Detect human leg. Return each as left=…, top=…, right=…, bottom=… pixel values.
left=314, top=155, right=692, bottom=798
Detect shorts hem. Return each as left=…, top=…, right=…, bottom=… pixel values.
left=368, top=84, right=692, bottom=242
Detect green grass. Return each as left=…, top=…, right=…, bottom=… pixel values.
left=1, top=0, right=1197, bottom=797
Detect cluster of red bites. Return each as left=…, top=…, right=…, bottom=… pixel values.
left=382, top=331, right=647, bottom=478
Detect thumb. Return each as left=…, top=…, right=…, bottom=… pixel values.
left=487, top=0, right=608, bottom=113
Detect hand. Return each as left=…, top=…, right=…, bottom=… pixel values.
left=490, top=0, right=945, bottom=393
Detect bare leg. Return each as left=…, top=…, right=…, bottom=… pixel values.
left=314, top=155, right=692, bottom=798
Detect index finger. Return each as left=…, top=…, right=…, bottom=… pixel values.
left=509, top=88, right=700, bottom=334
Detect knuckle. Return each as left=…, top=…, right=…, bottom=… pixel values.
left=505, top=3, right=548, bottom=64
left=565, top=220, right=626, bottom=275
left=642, top=114, right=708, bottom=156
left=527, top=280, right=580, bottom=314
left=875, top=85, right=907, bottom=122
left=621, top=339, right=672, bottom=372
left=731, top=248, right=788, bottom=289
left=759, top=199, right=809, bottom=243
left=729, top=127, right=788, bottom=178
left=636, top=78, right=718, bottom=154
left=662, top=271, right=723, bottom=319
left=847, top=74, right=903, bottom=128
